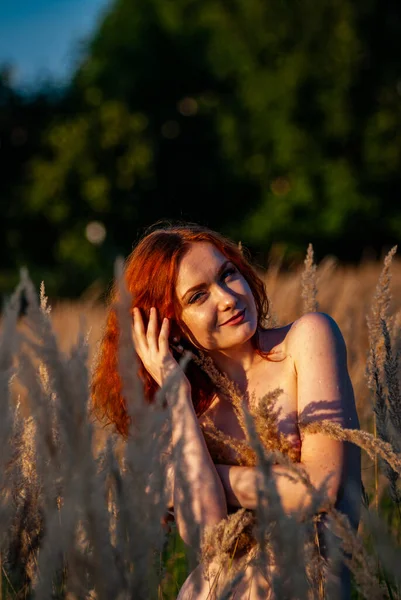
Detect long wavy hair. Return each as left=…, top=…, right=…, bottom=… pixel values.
left=91, top=222, right=270, bottom=438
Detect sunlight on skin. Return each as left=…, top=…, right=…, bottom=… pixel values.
left=173, top=243, right=360, bottom=599
left=175, top=242, right=260, bottom=378
left=132, top=241, right=360, bottom=599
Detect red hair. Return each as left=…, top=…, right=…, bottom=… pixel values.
left=91, top=223, right=270, bottom=437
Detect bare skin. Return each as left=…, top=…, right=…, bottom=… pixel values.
left=133, top=242, right=361, bottom=599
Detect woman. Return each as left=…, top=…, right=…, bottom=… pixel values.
left=92, top=222, right=361, bottom=599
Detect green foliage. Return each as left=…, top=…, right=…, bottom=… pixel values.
left=2, top=0, right=401, bottom=295
left=27, top=100, right=153, bottom=291
left=0, top=69, right=63, bottom=283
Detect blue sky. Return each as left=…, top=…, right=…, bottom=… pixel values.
left=0, top=0, right=112, bottom=87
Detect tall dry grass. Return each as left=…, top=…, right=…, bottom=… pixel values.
left=0, top=250, right=400, bottom=599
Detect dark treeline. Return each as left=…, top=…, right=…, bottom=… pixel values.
left=1, top=0, right=401, bottom=297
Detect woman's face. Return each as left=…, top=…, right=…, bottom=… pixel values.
left=175, top=242, right=258, bottom=352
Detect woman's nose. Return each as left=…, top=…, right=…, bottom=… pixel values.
left=215, top=285, right=236, bottom=311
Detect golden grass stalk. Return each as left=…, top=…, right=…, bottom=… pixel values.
left=18, top=274, right=121, bottom=599
left=380, top=318, right=401, bottom=503
left=194, top=352, right=248, bottom=434
left=110, top=259, right=175, bottom=597
left=0, top=278, right=24, bottom=550
left=196, top=354, right=343, bottom=598
left=196, top=354, right=299, bottom=463
left=327, top=508, right=385, bottom=599
left=365, top=248, right=398, bottom=513
left=200, top=414, right=256, bottom=466
left=366, top=245, right=398, bottom=388
left=361, top=505, right=401, bottom=588
left=301, top=243, right=319, bottom=314
left=201, top=508, right=255, bottom=566
left=240, top=401, right=311, bottom=600
left=367, top=342, right=401, bottom=504
left=382, top=318, right=401, bottom=446
left=2, top=252, right=401, bottom=599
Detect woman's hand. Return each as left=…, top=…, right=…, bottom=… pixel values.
left=132, top=306, right=188, bottom=388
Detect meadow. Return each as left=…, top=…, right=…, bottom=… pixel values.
left=1, top=247, right=401, bottom=599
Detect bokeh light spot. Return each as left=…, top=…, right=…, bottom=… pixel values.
left=177, top=97, right=198, bottom=116
left=270, top=177, right=291, bottom=196
left=85, top=221, right=106, bottom=245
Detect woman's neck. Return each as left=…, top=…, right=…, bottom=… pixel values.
left=209, top=337, right=264, bottom=388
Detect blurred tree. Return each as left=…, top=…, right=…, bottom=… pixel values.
left=4, top=0, right=401, bottom=295
left=0, top=68, right=65, bottom=292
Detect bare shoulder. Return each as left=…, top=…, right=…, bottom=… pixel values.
left=281, top=312, right=357, bottom=425
left=284, top=312, right=347, bottom=364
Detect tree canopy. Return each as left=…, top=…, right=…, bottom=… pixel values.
left=1, top=0, right=401, bottom=296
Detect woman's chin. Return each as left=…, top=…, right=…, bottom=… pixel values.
left=216, top=323, right=257, bottom=351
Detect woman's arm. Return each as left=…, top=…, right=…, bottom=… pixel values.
left=168, top=378, right=227, bottom=545
left=215, top=462, right=334, bottom=513
left=215, top=313, right=361, bottom=515
left=132, top=307, right=227, bottom=546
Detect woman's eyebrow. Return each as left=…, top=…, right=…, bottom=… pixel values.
left=181, top=260, right=231, bottom=301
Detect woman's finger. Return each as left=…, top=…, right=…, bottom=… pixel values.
left=131, top=325, right=141, bottom=356
left=132, top=307, right=147, bottom=353
left=158, top=317, right=170, bottom=355
left=147, top=306, right=159, bottom=354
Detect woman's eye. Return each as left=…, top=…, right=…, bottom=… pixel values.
left=222, top=267, right=236, bottom=280
left=189, top=290, right=205, bottom=304
left=188, top=267, right=236, bottom=304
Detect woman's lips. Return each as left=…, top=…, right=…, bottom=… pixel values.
left=221, top=309, right=246, bottom=326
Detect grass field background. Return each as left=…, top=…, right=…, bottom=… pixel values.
left=2, top=250, right=401, bottom=598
